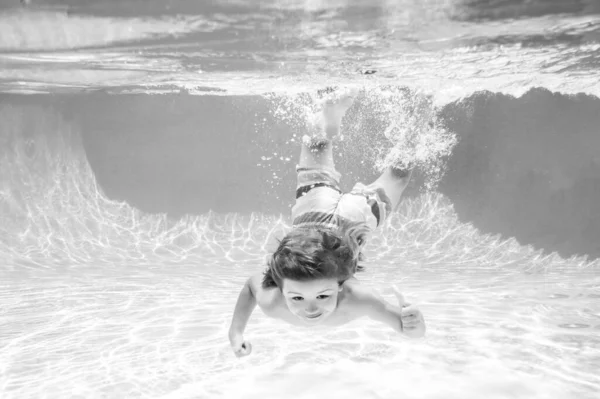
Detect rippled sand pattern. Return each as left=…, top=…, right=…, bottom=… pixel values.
left=1, top=194, right=599, bottom=399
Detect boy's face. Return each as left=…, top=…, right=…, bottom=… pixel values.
left=281, top=278, right=342, bottom=324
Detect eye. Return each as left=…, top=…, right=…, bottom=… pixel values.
left=291, top=296, right=303, bottom=301
left=317, top=295, right=330, bottom=300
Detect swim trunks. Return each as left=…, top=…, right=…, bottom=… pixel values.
left=291, top=164, right=393, bottom=234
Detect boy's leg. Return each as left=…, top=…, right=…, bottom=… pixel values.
left=292, top=91, right=357, bottom=224
left=297, top=136, right=335, bottom=173
left=296, top=93, right=354, bottom=189
left=297, top=91, right=356, bottom=171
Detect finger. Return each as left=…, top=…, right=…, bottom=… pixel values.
left=401, top=307, right=419, bottom=316
left=392, top=285, right=406, bottom=307
left=401, top=314, right=416, bottom=322
left=403, top=318, right=421, bottom=326
left=402, top=319, right=418, bottom=327
left=401, top=313, right=417, bottom=321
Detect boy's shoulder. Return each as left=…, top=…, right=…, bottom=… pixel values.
left=341, top=278, right=375, bottom=298
left=340, top=280, right=385, bottom=313
left=247, top=273, right=283, bottom=311
left=247, top=273, right=264, bottom=292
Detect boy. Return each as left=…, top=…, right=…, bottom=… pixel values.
left=229, top=90, right=426, bottom=357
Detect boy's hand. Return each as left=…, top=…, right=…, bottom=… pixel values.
left=393, top=286, right=426, bottom=338
left=229, top=334, right=252, bottom=358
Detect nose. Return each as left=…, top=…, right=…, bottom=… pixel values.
left=305, top=303, right=319, bottom=314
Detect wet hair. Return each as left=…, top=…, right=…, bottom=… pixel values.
left=262, top=222, right=367, bottom=289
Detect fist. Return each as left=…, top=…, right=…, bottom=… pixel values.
left=230, top=335, right=252, bottom=358
left=393, top=285, right=426, bottom=338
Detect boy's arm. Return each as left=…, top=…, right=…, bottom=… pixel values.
left=228, top=276, right=258, bottom=341
left=351, top=285, right=426, bottom=338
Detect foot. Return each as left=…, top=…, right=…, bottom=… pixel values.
left=391, top=166, right=413, bottom=179
left=320, top=88, right=357, bottom=140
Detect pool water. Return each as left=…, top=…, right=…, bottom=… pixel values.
left=2, top=207, right=599, bottom=398
left=1, top=1, right=600, bottom=398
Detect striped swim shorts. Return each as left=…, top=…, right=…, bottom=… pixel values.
left=291, top=164, right=393, bottom=233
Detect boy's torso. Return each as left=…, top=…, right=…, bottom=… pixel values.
left=248, top=274, right=365, bottom=327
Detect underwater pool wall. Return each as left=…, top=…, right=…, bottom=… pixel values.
left=1, top=89, right=599, bottom=261
left=438, top=88, right=600, bottom=261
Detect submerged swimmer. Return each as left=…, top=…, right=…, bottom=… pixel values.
left=229, top=90, right=426, bottom=357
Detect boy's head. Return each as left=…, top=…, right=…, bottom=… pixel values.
left=262, top=225, right=365, bottom=323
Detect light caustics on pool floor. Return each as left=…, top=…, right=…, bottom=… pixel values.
left=1, top=190, right=600, bottom=399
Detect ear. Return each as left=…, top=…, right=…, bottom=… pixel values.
left=322, top=231, right=341, bottom=250
left=336, top=246, right=353, bottom=262
left=262, top=268, right=277, bottom=288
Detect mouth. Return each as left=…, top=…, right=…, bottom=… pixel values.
left=304, top=313, right=323, bottom=320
